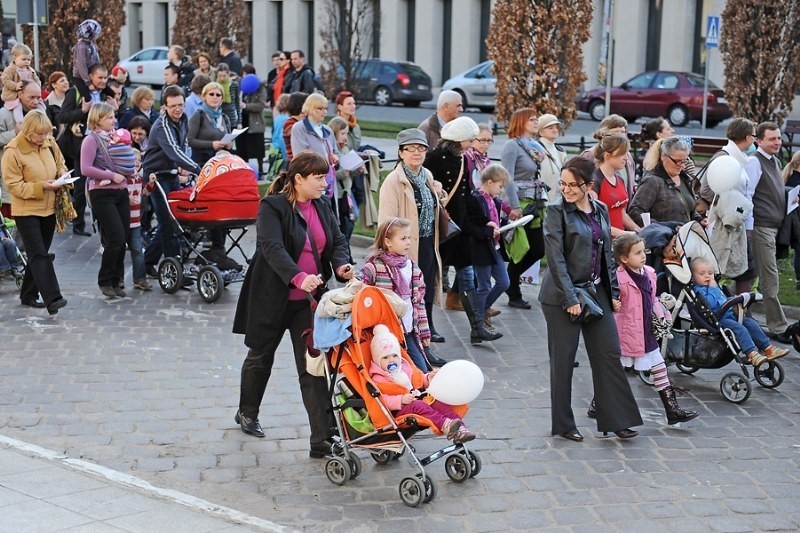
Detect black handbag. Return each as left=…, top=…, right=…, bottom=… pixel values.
left=571, top=282, right=604, bottom=323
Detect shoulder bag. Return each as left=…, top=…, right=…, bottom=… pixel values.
left=438, top=158, right=463, bottom=244
left=571, top=281, right=604, bottom=323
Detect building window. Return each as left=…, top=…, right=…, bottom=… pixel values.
left=306, top=0, right=315, bottom=67
left=645, top=0, right=662, bottom=71
left=442, top=0, right=452, bottom=80
left=406, top=0, right=415, bottom=62
left=479, top=0, right=491, bottom=62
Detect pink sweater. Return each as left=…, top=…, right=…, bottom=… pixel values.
left=614, top=265, right=665, bottom=356
left=289, top=200, right=327, bottom=300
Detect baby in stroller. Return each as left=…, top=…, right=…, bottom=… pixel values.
left=369, top=324, right=475, bottom=445
left=691, top=257, right=789, bottom=366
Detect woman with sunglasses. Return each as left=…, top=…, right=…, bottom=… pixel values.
left=628, top=136, right=696, bottom=226
left=539, top=156, right=642, bottom=443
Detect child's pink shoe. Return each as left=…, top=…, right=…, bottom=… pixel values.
left=453, top=427, right=476, bottom=444
left=442, top=418, right=462, bottom=440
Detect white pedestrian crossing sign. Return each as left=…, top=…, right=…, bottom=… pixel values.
left=706, top=16, right=720, bottom=48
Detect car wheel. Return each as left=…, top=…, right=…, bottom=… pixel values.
left=667, top=104, right=689, bottom=127
left=706, top=120, right=721, bottom=129
left=478, top=106, right=495, bottom=113
left=453, top=89, right=467, bottom=108
left=373, top=86, right=393, bottom=106
left=403, top=101, right=421, bottom=108
left=588, top=100, right=606, bottom=121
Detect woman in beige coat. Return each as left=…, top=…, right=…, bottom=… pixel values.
left=378, top=128, right=447, bottom=364
left=1, top=110, right=70, bottom=314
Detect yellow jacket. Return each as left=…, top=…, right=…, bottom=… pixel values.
left=1, top=133, right=67, bottom=217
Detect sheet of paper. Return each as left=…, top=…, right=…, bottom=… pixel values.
left=788, top=185, right=800, bottom=214
left=338, top=150, right=365, bottom=172
left=220, top=127, right=248, bottom=144
left=498, top=214, right=534, bottom=233
left=53, top=170, right=77, bottom=187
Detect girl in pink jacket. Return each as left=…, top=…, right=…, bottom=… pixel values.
left=609, top=234, right=698, bottom=425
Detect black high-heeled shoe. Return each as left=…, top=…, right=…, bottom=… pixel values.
left=560, top=430, right=584, bottom=442
left=603, top=428, right=638, bottom=439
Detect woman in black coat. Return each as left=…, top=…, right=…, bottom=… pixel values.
left=232, top=152, right=353, bottom=458
left=538, top=157, right=642, bottom=443
left=424, top=116, right=497, bottom=342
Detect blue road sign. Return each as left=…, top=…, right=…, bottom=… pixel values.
left=706, top=16, right=720, bottom=48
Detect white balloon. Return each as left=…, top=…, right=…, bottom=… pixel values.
left=706, top=155, right=741, bottom=194
left=426, top=360, right=484, bottom=405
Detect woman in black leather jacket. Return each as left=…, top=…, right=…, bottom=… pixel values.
left=538, top=157, right=642, bottom=442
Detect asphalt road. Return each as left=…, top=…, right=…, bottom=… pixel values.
left=351, top=102, right=728, bottom=140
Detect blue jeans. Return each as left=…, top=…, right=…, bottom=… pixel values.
left=0, top=237, right=18, bottom=272
left=145, top=177, right=181, bottom=267
left=128, top=226, right=146, bottom=282
left=455, top=265, right=476, bottom=292
left=475, top=250, right=511, bottom=318
left=405, top=332, right=429, bottom=372
left=719, top=316, right=770, bottom=355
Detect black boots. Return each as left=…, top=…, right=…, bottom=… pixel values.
left=460, top=290, right=502, bottom=344
left=659, top=386, right=699, bottom=425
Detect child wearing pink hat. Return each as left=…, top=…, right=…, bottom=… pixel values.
left=369, top=324, right=475, bottom=444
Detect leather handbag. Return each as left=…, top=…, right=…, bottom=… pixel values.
left=571, top=282, right=604, bottom=323
left=438, top=159, right=464, bottom=244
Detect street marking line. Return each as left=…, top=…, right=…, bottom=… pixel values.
left=0, top=434, right=295, bottom=533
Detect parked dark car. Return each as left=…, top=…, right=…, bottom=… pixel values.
left=576, top=71, right=732, bottom=127
left=319, top=59, right=433, bottom=107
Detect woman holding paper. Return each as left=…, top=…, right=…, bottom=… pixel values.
left=188, top=81, right=232, bottom=167
left=1, top=110, right=70, bottom=314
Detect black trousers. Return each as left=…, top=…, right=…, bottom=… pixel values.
left=506, top=225, right=544, bottom=300
left=542, top=284, right=643, bottom=435
left=15, top=215, right=62, bottom=306
left=239, top=299, right=333, bottom=444
left=90, top=189, right=130, bottom=287
left=417, top=234, right=437, bottom=306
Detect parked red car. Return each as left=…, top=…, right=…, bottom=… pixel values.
left=576, top=71, right=732, bottom=128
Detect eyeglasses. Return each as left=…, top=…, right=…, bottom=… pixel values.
left=476, top=138, right=494, bottom=144
left=558, top=180, right=585, bottom=190
left=402, top=146, right=427, bottom=153
left=665, top=154, right=688, bottom=166
left=206, top=92, right=222, bottom=97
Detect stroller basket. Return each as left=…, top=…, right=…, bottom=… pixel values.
left=667, top=330, right=732, bottom=368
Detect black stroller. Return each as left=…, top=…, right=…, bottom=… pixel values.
left=640, top=221, right=785, bottom=403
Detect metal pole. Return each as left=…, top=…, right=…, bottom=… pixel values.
left=702, top=46, right=709, bottom=130
left=32, top=0, right=40, bottom=72
left=603, top=0, right=614, bottom=116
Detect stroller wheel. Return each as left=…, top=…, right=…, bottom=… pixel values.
left=465, top=450, right=482, bottom=478
left=719, top=372, right=751, bottom=403
left=754, top=361, right=784, bottom=389
left=197, top=265, right=224, bottom=303
left=676, top=362, right=699, bottom=374
left=444, top=452, right=472, bottom=483
left=158, top=258, right=184, bottom=294
left=638, top=370, right=655, bottom=386
left=416, top=473, right=437, bottom=503
left=371, top=450, right=396, bottom=465
left=347, top=454, right=362, bottom=479
left=398, top=476, right=425, bottom=507
left=324, top=457, right=351, bottom=486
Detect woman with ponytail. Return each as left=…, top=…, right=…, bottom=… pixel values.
left=232, top=151, right=354, bottom=459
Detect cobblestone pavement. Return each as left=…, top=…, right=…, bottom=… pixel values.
left=0, top=228, right=799, bottom=532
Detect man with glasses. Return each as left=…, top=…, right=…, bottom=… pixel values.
left=695, top=118, right=758, bottom=296
left=143, top=86, right=202, bottom=276
left=745, top=121, right=792, bottom=344
left=418, top=89, right=463, bottom=148
left=0, top=80, right=47, bottom=219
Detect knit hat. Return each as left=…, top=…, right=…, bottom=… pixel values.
left=396, top=128, right=428, bottom=148
left=77, top=19, right=102, bottom=41
left=538, top=114, right=560, bottom=131
left=371, top=324, right=401, bottom=365
left=441, top=116, right=479, bottom=142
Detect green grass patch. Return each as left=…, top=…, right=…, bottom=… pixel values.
left=777, top=256, right=800, bottom=307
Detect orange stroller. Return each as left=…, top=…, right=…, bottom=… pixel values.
left=318, top=286, right=482, bottom=507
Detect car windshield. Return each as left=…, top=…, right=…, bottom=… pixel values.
left=625, top=72, right=655, bottom=89
left=685, top=73, right=720, bottom=89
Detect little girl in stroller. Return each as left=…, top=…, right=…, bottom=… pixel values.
left=369, top=324, right=475, bottom=444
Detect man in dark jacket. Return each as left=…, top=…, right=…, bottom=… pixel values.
left=57, top=64, right=116, bottom=236
left=283, top=50, right=316, bottom=94
left=218, top=38, right=242, bottom=78
left=143, top=86, right=202, bottom=274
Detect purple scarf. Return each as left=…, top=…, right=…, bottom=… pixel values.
left=366, top=251, right=411, bottom=299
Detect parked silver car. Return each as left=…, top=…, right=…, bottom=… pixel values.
left=117, top=46, right=170, bottom=88
left=441, top=60, right=496, bottom=112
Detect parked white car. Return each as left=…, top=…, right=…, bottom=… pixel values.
left=117, top=46, right=170, bottom=88
left=441, top=60, right=496, bottom=112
